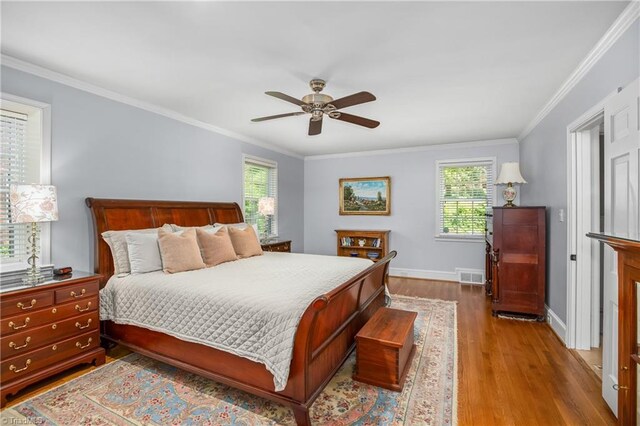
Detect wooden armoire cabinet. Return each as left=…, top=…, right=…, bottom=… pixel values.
left=486, top=206, right=546, bottom=319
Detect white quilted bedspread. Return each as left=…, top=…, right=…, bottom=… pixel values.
left=100, top=252, right=373, bottom=391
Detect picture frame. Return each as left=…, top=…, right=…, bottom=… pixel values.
left=339, top=176, right=391, bottom=215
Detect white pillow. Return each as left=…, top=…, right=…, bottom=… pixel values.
left=170, top=224, right=223, bottom=234
left=214, top=223, right=260, bottom=242
left=102, top=224, right=172, bottom=275
left=125, top=232, right=163, bottom=274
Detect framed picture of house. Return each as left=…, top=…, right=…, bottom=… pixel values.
left=339, top=176, right=391, bottom=215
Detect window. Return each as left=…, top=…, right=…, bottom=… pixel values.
left=436, top=158, right=495, bottom=239
left=0, top=95, right=51, bottom=268
left=243, top=155, right=277, bottom=239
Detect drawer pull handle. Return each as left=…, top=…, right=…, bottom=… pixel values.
left=70, top=289, right=86, bottom=298
left=17, top=299, right=37, bottom=310
left=9, top=337, right=31, bottom=350
left=8, top=317, right=30, bottom=330
left=51, top=324, right=57, bottom=330
left=52, top=344, right=57, bottom=351
left=75, top=302, right=92, bottom=312
left=76, top=338, right=92, bottom=349
left=9, top=359, right=31, bottom=373
left=75, top=319, right=92, bottom=329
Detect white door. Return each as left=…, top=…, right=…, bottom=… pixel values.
left=602, top=78, right=639, bottom=414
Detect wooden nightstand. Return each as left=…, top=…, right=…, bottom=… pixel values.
left=261, top=240, right=291, bottom=252
left=0, top=271, right=105, bottom=407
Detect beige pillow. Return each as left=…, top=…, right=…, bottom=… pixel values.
left=228, top=225, right=263, bottom=259
left=196, top=227, right=238, bottom=267
left=158, top=228, right=206, bottom=273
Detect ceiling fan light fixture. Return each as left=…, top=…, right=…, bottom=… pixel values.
left=301, top=93, right=333, bottom=105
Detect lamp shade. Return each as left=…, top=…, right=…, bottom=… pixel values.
left=9, top=184, right=59, bottom=223
left=495, top=162, right=527, bottom=185
left=258, top=197, right=275, bottom=216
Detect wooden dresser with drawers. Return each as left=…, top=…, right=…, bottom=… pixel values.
left=0, top=272, right=105, bottom=407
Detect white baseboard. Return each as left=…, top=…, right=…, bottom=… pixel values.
left=545, top=304, right=567, bottom=344
left=389, top=267, right=457, bottom=282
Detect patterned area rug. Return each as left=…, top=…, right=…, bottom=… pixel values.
left=2, top=296, right=457, bottom=425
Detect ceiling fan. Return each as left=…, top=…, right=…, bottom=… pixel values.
left=251, top=79, right=380, bottom=136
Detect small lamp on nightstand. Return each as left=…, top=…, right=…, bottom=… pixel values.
left=495, top=162, right=527, bottom=207
left=258, top=196, right=275, bottom=243
left=9, top=184, right=59, bottom=285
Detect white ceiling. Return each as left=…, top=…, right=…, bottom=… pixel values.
left=0, top=1, right=628, bottom=156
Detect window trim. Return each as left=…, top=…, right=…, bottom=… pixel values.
left=434, top=156, right=496, bottom=242
left=1, top=93, right=52, bottom=272
left=241, top=154, right=278, bottom=238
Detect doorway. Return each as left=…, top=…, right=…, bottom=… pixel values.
left=572, top=123, right=605, bottom=380
left=566, top=78, right=640, bottom=416
left=568, top=115, right=604, bottom=352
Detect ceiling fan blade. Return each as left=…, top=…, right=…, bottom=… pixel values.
left=308, top=117, right=323, bottom=136
left=330, top=112, right=380, bottom=129
left=329, top=91, right=376, bottom=110
left=251, top=112, right=306, bottom=122
left=265, top=91, right=307, bottom=106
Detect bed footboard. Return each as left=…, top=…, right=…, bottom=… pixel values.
left=287, top=251, right=397, bottom=423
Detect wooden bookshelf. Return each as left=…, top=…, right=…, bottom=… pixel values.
left=335, top=229, right=390, bottom=262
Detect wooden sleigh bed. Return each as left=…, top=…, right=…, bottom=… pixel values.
left=86, top=197, right=395, bottom=425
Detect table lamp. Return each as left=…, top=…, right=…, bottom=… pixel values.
left=9, top=184, right=58, bottom=285
left=258, top=196, right=275, bottom=242
left=495, top=162, right=527, bottom=207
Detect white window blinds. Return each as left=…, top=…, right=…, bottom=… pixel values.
left=243, top=156, right=278, bottom=238
left=1, top=108, right=36, bottom=263
left=436, top=159, right=495, bottom=238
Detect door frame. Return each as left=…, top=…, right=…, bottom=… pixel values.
left=566, top=90, right=617, bottom=349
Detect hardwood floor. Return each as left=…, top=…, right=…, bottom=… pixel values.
left=576, top=347, right=604, bottom=380
left=2, top=278, right=615, bottom=426
left=389, top=277, right=615, bottom=426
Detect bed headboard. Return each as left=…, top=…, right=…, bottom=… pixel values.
left=85, top=197, right=243, bottom=285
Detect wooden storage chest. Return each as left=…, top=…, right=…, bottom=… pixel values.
left=353, top=307, right=417, bottom=391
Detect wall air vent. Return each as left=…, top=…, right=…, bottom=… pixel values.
left=455, top=268, right=484, bottom=285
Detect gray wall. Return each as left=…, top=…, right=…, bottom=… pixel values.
left=519, top=20, right=639, bottom=322
left=304, top=140, right=519, bottom=276
left=0, top=66, right=305, bottom=272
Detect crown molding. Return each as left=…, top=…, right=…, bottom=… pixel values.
left=304, top=138, right=518, bottom=161
left=0, top=55, right=304, bottom=160
left=518, top=2, right=639, bottom=141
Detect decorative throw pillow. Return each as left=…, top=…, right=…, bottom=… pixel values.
left=125, top=232, right=163, bottom=274
left=196, top=227, right=238, bottom=267
left=228, top=225, right=263, bottom=259
left=157, top=228, right=206, bottom=273
left=102, top=225, right=172, bottom=275
left=215, top=222, right=260, bottom=242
